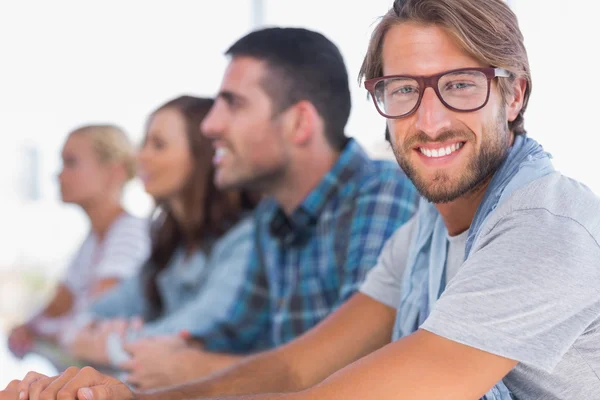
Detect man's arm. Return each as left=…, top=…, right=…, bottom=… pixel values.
left=16, top=293, right=395, bottom=400
left=16, top=327, right=514, bottom=400
left=153, top=349, right=244, bottom=385
left=118, top=340, right=245, bottom=389
left=298, top=329, right=517, bottom=400
left=142, top=293, right=395, bottom=399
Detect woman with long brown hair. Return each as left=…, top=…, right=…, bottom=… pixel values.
left=64, top=96, right=257, bottom=367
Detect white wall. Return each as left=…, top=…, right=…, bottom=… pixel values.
left=0, top=0, right=596, bottom=303
left=0, top=0, right=254, bottom=273
left=511, top=0, right=600, bottom=190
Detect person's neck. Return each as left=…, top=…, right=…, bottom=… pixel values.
left=83, top=199, right=124, bottom=240
left=435, top=175, right=493, bottom=237
left=437, top=133, right=517, bottom=236
left=167, top=197, right=197, bottom=256
left=168, top=197, right=186, bottom=225
left=270, top=148, right=340, bottom=216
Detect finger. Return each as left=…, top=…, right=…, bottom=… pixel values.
left=128, top=317, right=143, bottom=332
left=54, top=367, right=133, bottom=400
left=123, top=364, right=156, bottom=391
left=4, top=380, right=20, bottom=393
left=123, top=369, right=143, bottom=389
left=117, top=359, right=137, bottom=373
left=27, top=376, right=57, bottom=400
left=17, top=371, right=49, bottom=399
left=122, top=340, right=144, bottom=355
left=113, top=319, right=128, bottom=338
left=134, top=372, right=164, bottom=392
left=97, top=319, right=114, bottom=334
left=74, top=383, right=135, bottom=400
left=29, top=367, right=80, bottom=400
left=134, top=377, right=154, bottom=391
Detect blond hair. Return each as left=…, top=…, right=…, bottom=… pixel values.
left=359, top=0, right=531, bottom=134
left=70, top=124, right=136, bottom=181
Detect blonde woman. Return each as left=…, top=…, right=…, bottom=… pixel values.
left=7, top=125, right=151, bottom=358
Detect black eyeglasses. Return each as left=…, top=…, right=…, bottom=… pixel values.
left=364, top=67, right=510, bottom=119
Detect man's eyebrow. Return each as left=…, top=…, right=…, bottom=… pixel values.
left=217, top=90, right=247, bottom=105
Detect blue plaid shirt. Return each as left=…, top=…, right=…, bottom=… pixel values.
left=195, top=139, right=417, bottom=352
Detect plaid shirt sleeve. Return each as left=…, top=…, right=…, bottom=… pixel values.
left=335, top=171, right=417, bottom=304
left=191, top=245, right=272, bottom=353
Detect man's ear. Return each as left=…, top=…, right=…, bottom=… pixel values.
left=506, top=77, right=527, bottom=124
left=286, top=100, right=320, bottom=146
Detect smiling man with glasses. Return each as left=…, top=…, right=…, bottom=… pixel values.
left=5, top=0, right=600, bottom=399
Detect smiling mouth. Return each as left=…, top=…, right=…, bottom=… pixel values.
left=417, top=142, right=465, bottom=158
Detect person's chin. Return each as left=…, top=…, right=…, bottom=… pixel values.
left=60, top=195, right=74, bottom=203
left=214, top=169, right=235, bottom=189
left=215, top=178, right=236, bottom=191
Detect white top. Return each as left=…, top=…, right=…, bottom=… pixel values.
left=445, top=230, right=467, bottom=284
left=33, top=212, right=151, bottom=338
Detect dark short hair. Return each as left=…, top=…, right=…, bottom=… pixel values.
left=227, top=27, right=351, bottom=150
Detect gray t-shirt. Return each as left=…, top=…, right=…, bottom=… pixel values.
left=360, top=172, right=600, bottom=399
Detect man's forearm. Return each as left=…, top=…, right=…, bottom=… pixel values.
left=173, top=350, right=246, bottom=383
left=140, top=350, right=304, bottom=400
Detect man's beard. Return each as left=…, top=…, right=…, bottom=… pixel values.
left=393, top=111, right=511, bottom=204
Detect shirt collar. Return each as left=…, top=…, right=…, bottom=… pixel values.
left=263, top=138, right=369, bottom=245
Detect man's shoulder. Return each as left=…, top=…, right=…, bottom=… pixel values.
left=488, top=172, right=600, bottom=242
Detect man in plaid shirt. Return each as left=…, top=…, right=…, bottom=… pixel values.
left=196, top=138, right=416, bottom=355
left=107, top=27, right=417, bottom=389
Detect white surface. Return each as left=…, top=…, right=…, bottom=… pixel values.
left=0, top=331, right=58, bottom=388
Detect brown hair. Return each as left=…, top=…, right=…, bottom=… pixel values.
left=143, top=95, right=258, bottom=317
left=69, top=124, right=136, bottom=182
left=359, top=0, right=531, bottom=134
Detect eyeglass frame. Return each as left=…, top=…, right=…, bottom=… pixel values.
left=364, top=67, right=511, bottom=119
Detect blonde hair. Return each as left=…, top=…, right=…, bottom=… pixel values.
left=69, top=124, right=136, bottom=181
left=359, top=0, right=531, bottom=134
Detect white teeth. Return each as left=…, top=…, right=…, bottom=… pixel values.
left=419, top=142, right=463, bottom=158
left=216, top=148, right=227, bottom=157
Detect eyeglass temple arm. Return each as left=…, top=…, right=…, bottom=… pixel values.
left=494, top=68, right=511, bottom=77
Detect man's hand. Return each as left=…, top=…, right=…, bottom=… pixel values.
left=15, top=367, right=135, bottom=400
left=68, top=317, right=143, bottom=365
left=120, top=335, right=189, bottom=390
left=0, top=380, right=20, bottom=400
left=7, top=324, right=35, bottom=359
